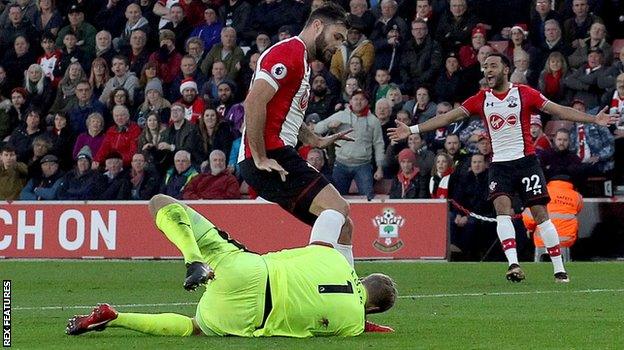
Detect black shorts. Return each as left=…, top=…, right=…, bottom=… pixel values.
left=488, top=155, right=550, bottom=207
left=239, top=146, right=330, bottom=226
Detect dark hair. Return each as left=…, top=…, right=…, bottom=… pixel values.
left=304, top=2, right=347, bottom=28
left=112, top=55, right=129, bottom=66
left=487, top=52, right=511, bottom=68
left=1, top=144, right=16, bottom=154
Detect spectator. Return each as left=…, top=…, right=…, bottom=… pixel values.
left=385, top=83, right=404, bottom=114
left=0, top=4, right=38, bottom=54
left=33, top=0, right=63, bottom=37
left=176, top=78, right=204, bottom=124
left=72, top=112, right=106, bottom=161
left=523, top=178, right=583, bottom=262
left=608, top=73, right=624, bottom=185
left=183, top=149, right=240, bottom=199
left=197, top=107, right=235, bottom=168
left=88, top=57, right=110, bottom=100
left=218, top=0, right=252, bottom=37
left=539, top=128, right=583, bottom=181
left=2, top=35, right=36, bottom=91
left=160, top=149, right=198, bottom=199
left=138, top=112, right=167, bottom=157
left=347, top=0, right=376, bottom=37
left=370, top=0, right=408, bottom=49
left=243, top=32, right=270, bottom=62
left=159, top=103, right=205, bottom=169
left=458, top=118, right=486, bottom=155
left=154, top=0, right=181, bottom=29
left=458, top=25, right=486, bottom=69
left=458, top=45, right=493, bottom=101
left=568, top=99, right=615, bottom=175
left=124, top=29, right=150, bottom=76
left=45, top=112, right=75, bottom=171
left=186, top=37, right=208, bottom=67
left=343, top=56, right=369, bottom=91
left=434, top=0, right=478, bottom=53
left=94, top=105, right=142, bottom=168
left=56, top=3, right=97, bottom=58
left=5, top=87, right=30, bottom=130
left=190, top=7, right=223, bottom=53
left=0, top=144, right=28, bottom=200
left=568, top=22, right=612, bottom=69
left=37, top=33, right=62, bottom=85
left=57, top=145, right=104, bottom=200
left=563, top=48, right=608, bottom=110
left=530, top=114, right=552, bottom=154
left=66, top=81, right=107, bottom=135
left=8, top=108, right=43, bottom=162
left=434, top=52, right=462, bottom=104
left=449, top=153, right=494, bottom=260
left=19, top=153, right=64, bottom=200
left=307, top=74, right=338, bottom=121
left=214, top=81, right=237, bottom=118
left=563, top=0, right=603, bottom=49
left=306, top=147, right=332, bottom=179
left=114, top=3, right=151, bottom=52
left=99, top=151, right=131, bottom=200
left=529, top=0, right=562, bottom=48
left=54, top=31, right=90, bottom=79
left=0, top=65, right=10, bottom=101
left=315, top=89, right=385, bottom=200
left=107, top=87, right=135, bottom=118
left=148, top=29, right=183, bottom=85
left=538, top=51, right=569, bottom=104
left=374, top=97, right=396, bottom=148
left=413, top=0, right=438, bottom=33
left=370, top=68, right=392, bottom=107
left=170, top=55, right=206, bottom=102
left=25, top=135, right=52, bottom=179
left=136, top=79, right=171, bottom=126
left=128, top=152, right=161, bottom=200
left=475, top=133, right=493, bottom=164
left=50, top=62, right=87, bottom=115
left=399, top=18, right=442, bottom=93
left=429, top=152, right=454, bottom=199
left=389, top=148, right=427, bottom=199
left=427, top=101, right=454, bottom=151
left=530, top=19, right=573, bottom=77
left=200, top=26, right=244, bottom=81
left=599, top=50, right=624, bottom=92
left=23, top=64, right=54, bottom=116
left=509, top=50, right=532, bottom=85
left=94, top=30, right=118, bottom=68
left=444, top=133, right=470, bottom=175
left=162, top=4, right=194, bottom=53
left=371, top=25, right=402, bottom=82
left=94, top=0, right=129, bottom=39
left=329, top=17, right=374, bottom=83
left=244, top=0, right=306, bottom=41
left=100, top=55, right=139, bottom=105
left=200, top=60, right=229, bottom=106
left=403, top=86, right=436, bottom=125
left=503, top=24, right=534, bottom=65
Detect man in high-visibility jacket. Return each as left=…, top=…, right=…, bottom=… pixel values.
left=523, top=179, right=583, bottom=262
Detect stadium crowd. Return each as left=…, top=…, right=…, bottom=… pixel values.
left=0, top=0, right=623, bottom=223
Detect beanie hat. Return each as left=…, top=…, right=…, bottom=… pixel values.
left=159, top=29, right=175, bottom=43
left=530, top=114, right=542, bottom=127
left=145, top=79, right=163, bottom=96
left=472, top=25, right=486, bottom=38
left=76, top=145, right=93, bottom=161
left=398, top=148, right=417, bottom=164
left=179, top=78, right=198, bottom=93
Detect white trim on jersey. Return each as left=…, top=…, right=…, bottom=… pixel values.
left=255, top=70, right=279, bottom=91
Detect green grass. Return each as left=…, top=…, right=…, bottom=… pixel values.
left=3, top=261, right=624, bottom=349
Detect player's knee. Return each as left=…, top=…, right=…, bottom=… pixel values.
left=148, top=194, right=177, bottom=218
left=530, top=205, right=549, bottom=224
left=334, top=198, right=350, bottom=218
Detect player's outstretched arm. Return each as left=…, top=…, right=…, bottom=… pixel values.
left=244, top=80, right=289, bottom=181
left=543, top=104, right=619, bottom=126
left=388, top=107, right=467, bottom=141
left=299, top=125, right=355, bottom=148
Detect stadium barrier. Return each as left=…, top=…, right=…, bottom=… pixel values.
left=0, top=199, right=448, bottom=260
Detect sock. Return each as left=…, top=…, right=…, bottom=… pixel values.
left=108, top=312, right=194, bottom=336
left=309, top=209, right=345, bottom=247
left=496, top=215, right=518, bottom=266
left=336, top=243, right=354, bottom=267
left=538, top=220, right=566, bottom=274
left=156, top=203, right=204, bottom=264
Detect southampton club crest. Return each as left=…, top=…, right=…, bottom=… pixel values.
left=372, top=208, right=405, bottom=253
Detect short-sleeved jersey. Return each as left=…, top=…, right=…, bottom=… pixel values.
left=239, top=36, right=311, bottom=161
left=254, top=245, right=366, bottom=338
left=460, top=83, right=551, bottom=162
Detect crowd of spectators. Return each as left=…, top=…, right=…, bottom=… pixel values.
left=1, top=0, right=623, bottom=207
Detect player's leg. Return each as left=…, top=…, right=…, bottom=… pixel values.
left=66, top=303, right=207, bottom=336
left=148, top=194, right=213, bottom=290
left=492, top=195, right=525, bottom=282
left=529, top=204, right=569, bottom=282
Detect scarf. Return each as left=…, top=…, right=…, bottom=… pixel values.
left=130, top=169, right=144, bottom=187
left=429, top=169, right=453, bottom=199
left=397, top=168, right=419, bottom=198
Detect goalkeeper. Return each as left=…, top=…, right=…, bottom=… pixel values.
left=66, top=194, right=397, bottom=337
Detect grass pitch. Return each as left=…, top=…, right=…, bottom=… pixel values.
left=3, top=260, right=624, bottom=349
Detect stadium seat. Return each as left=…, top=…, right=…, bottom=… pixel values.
left=612, top=39, right=624, bottom=56
left=374, top=179, right=393, bottom=195
left=488, top=40, right=508, bottom=54
left=544, top=120, right=574, bottom=139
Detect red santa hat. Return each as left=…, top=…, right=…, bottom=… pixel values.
left=398, top=149, right=417, bottom=164
left=179, top=78, right=198, bottom=93
left=530, top=114, right=542, bottom=127
left=510, top=23, right=529, bottom=38
left=472, top=25, right=486, bottom=38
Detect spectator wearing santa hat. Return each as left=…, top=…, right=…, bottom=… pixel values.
left=459, top=25, right=487, bottom=68
left=503, top=24, right=534, bottom=64
left=529, top=114, right=552, bottom=154
left=169, top=55, right=206, bottom=102
left=175, top=78, right=204, bottom=124
left=389, top=148, right=427, bottom=199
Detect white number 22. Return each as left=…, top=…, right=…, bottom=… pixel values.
left=522, top=175, right=542, bottom=193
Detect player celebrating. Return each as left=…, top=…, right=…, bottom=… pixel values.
left=66, top=194, right=396, bottom=337
left=239, top=3, right=356, bottom=259
left=389, top=53, right=617, bottom=283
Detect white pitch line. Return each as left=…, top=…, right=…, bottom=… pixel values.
left=14, top=289, right=624, bottom=311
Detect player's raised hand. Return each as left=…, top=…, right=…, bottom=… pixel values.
left=255, top=158, right=289, bottom=182
left=595, top=106, right=619, bottom=126
left=387, top=121, right=412, bottom=141
left=317, top=128, right=354, bottom=148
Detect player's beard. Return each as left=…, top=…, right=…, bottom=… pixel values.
left=491, top=70, right=507, bottom=91
left=314, top=29, right=334, bottom=64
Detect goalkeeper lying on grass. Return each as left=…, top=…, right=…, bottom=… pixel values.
left=66, top=194, right=396, bottom=337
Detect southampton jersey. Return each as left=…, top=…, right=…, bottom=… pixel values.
left=460, top=83, right=551, bottom=162
left=239, top=36, right=311, bottom=161
left=254, top=245, right=366, bottom=338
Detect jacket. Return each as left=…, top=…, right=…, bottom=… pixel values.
left=0, top=162, right=28, bottom=200
left=399, top=36, right=442, bottom=93
left=95, top=123, right=142, bottom=167
left=56, top=169, right=104, bottom=200
left=199, top=44, right=245, bottom=80
left=19, top=170, right=64, bottom=200
left=330, top=38, right=375, bottom=81
left=161, top=166, right=199, bottom=199
left=182, top=171, right=241, bottom=200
